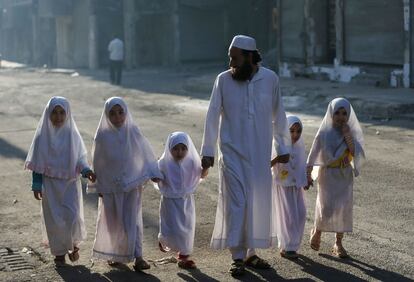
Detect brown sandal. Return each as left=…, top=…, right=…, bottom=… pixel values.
left=178, top=259, right=197, bottom=269
left=133, top=258, right=151, bottom=271
left=68, top=247, right=79, bottom=262
left=310, top=229, right=321, bottom=251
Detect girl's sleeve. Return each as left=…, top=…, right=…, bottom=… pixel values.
left=32, top=171, right=43, bottom=191
left=307, top=134, right=321, bottom=166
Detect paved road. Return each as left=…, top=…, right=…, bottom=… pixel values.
left=0, top=67, right=413, bottom=281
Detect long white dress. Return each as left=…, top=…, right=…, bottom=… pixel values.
left=25, top=96, right=88, bottom=256
left=272, top=115, right=307, bottom=252
left=201, top=67, right=290, bottom=250
left=89, top=97, right=161, bottom=262
left=307, top=98, right=365, bottom=233
left=156, top=132, right=202, bottom=255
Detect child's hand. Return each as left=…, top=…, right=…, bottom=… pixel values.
left=86, top=171, right=97, bottom=183
left=201, top=168, right=209, bottom=179
left=151, top=178, right=161, bottom=183
left=33, top=191, right=42, bottom=200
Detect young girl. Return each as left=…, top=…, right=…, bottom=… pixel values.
left=25, top=96, right=95, bottom=266
left=156, top=132, right=204, bottom=269
left=89, top=97, right=162, bottom=271
left=307, top=98, right=365, bottom=258
left=271, top=115, right=307, bottom=259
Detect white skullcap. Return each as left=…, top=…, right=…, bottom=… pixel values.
left=229, top=35, right=257, bottom=51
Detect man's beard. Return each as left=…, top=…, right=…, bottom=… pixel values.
left=231, top=61, right=253, bottom=81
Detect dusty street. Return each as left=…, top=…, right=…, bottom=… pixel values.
left=0, top=66, right=413, bottom=282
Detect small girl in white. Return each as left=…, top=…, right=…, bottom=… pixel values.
left=307, top=98, right=365, bottom=258
left=156, top=132, right=204, bottom=269
left=25, top=96, right=95, bottom=266
left=271, top=115, right=307, bottom=259
left=89, top=97, right=162, bottom=271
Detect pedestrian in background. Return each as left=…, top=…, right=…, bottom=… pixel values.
left=108, top=35, right=124, bottom=85
left=25, top=96, right=96, bottom=266
left=89, top=97, right=162, bottom=271
left=307, top=97, right=365, bottom=258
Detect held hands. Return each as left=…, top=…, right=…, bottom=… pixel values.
left=305, top=166, right=314, bottom=190
left=270, top=154, right=290, bottom=167
left=85, top=171, right=97, bottom=183
left=201, top=156, right=214, bottom=179
left=33, top=191, right=42, bottom=200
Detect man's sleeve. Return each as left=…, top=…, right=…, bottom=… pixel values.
left=272, top=76, right=290, bottom=156
left=201, top=76, right=222, bottom=157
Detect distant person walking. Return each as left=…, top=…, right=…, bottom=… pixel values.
left=108, top=35, right=124, bottom=85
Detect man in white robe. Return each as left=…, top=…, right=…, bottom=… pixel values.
left=201, top=35, right=290, bottom=276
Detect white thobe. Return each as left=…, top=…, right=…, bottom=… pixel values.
left=201, top=67, right=290, bottom=249
left=108, top=38, right=124, bottom=61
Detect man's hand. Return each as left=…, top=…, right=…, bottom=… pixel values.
left=275, top=154, right=290, bottom=164
left=33, top=191, right=42, bottom=200
left=201, top=156, right=215, bottom=169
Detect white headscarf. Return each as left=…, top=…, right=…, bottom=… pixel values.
left=25, top=96, right=87, bottom=179
left=88, top=97, right=161, bottom=194
left=157, top=132, right=202, bottom=198
left=307, top=97, right=365, bottom=176
left=273, top=115, right=307, bottom=188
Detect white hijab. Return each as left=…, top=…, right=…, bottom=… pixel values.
left=25, top=96, right=87, bottom=179
left=89, top=97, right=161, bottom=194
left=274, top=115, right=307, bottom=188
left=307, top=97, right=365, bottom=176
left=157, top=132, right=202, bottom=198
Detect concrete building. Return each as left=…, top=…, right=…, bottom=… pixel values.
left=275, top=0, right=414, bottom=88
left=1, top=0, right=413, bottom=88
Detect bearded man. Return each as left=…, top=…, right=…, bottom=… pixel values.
left=201, top=35, right=290, bottom=276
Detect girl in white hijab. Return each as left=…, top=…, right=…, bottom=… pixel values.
left=25, top=96, right=95, bottom=266
left=89, top=97, right=162, bottom=271
left=307, top=97, right=365, bottom=258
left=271, top=115, right=307, bottom=259
left=156, top=132, right=203, bottom=269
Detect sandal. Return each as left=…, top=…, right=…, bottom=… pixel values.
left=68, top=247, right=80, bottom=262
left=280, top=250, right=298, bottom=259
left=158, top=242, right=170, bottom=253
left=107, top=260, right=120, bottom=267
left=310, top=228, right=321, bottom=251
left=133, top=258, right=151, bottom=271
left=54, top=255, right=66, bottom=267
left=244, top=255, right=271, bottom=269
left=229, top=259, right=245, bottom=277
left=332, top=244, right=349, bottom=258
left=178, top=259, right=197, bottom=269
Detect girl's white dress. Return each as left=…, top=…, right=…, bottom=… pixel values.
left=89, top=97, right=161, bottom=262
left=272, top=115, right=307, bottom=251
left=25, top=96, right=88, bottom=256
left=156, top=132, right=202, bottom=255
left=307, top=98, right=365, bottom=232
